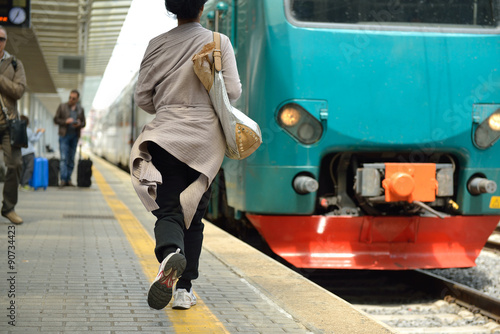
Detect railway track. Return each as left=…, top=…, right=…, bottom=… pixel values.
left=305, top=269, right=500, bottom=334
left=413, top=270, right=500, bottom=321
left=216, top=217, right=500, bottom=333
left=485, top=226, right=500, bottom=252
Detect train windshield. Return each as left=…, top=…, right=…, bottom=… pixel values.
left=288, top=0, right=499, bottom=28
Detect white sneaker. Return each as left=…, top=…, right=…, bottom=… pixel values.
left=147, top=249, right=186, bottom=310
left=172, top=288, right=197, bottom=310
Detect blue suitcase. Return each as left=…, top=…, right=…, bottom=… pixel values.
left=29, top=157, right=49, bottom=190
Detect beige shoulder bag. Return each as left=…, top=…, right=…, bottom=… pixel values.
left=192, top=32, right=262, bottom=160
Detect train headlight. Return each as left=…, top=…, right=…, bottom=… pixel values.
left=474, top=108, right=500, bottom=149
left=280, top=106, right=301, bottom=126
left=277, top=103, right=323, bottom=145
left=489, top=113, right=500, bottom=131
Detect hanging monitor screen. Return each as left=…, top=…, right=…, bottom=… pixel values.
left=0, top=0, right=30, bottom=28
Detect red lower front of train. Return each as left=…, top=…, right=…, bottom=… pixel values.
left=246, top=214, right=500, bottom=269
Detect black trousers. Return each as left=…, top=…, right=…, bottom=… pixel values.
left=0, top=126, right=22, bottom=215
left=149, top=142, right=211, bottom=291
left=21, top=153, right=35, bottom=186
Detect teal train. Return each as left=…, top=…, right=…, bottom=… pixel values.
left=92, top=0, right=500, bottom=270
left=203, top=0, right=500, bottom=269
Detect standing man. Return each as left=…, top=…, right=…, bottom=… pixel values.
left=0, top=26, right=27, bottom=225
left=53, top=90, right=85, bottom=187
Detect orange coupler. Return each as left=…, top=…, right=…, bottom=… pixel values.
left=382, top=163, right=438, bottom=203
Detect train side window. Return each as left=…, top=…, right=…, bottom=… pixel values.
left=288, top=0, right=498, bottom=27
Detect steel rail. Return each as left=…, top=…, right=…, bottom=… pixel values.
left=485, top=240, right=500, bottom=252
left=414, top=269, right=500, bottom=322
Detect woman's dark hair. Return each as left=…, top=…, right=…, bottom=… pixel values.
left=20, top=115, right=29, bottom=126
left=165, top=0, right=207, bottom=20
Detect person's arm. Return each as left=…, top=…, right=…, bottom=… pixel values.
left=31, top=129, right=44, bottom=143
left=76, top=107, right=86, bottom=129
left=53, top=104, right=66, bottom=126
left=220, top=34, right=242, bottom=103
left=134, top=41, right=160, bottom=114
left=0, top=59, right=26, bottom=101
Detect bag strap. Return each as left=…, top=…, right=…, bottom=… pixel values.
left=0, top=93, right=19, bottom=121
left=0, top=94, right=9, bottom=120
left=11, top=56, right=17, bottom=71
left=213, top=32, right=222, bottom=72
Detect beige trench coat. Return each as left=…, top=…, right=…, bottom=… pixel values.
left=130, top=22, right=241, bottom=228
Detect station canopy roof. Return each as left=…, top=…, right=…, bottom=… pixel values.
left=5, top=0, right=133, bottom=112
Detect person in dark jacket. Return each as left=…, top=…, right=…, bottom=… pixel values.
left=53, top=89, right=86, bottom=187
left=0, top=26, right=27, bottom=224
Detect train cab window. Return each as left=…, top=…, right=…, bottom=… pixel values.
left=289, top=0, right=498, bottom=28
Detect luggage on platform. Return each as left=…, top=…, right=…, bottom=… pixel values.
left=48, top=158, right=60, bottom=186
left=77, top=146, right=92, bottom=187
left=29, top=157, right=49, bottom=190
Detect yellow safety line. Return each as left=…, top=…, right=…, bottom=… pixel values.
left=93, top=167, right=229, bottom=333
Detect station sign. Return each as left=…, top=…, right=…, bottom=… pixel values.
left=0, top=0, right=30, bottom=28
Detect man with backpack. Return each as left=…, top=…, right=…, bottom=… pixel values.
left=0, top=26, right=27, bottom=224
